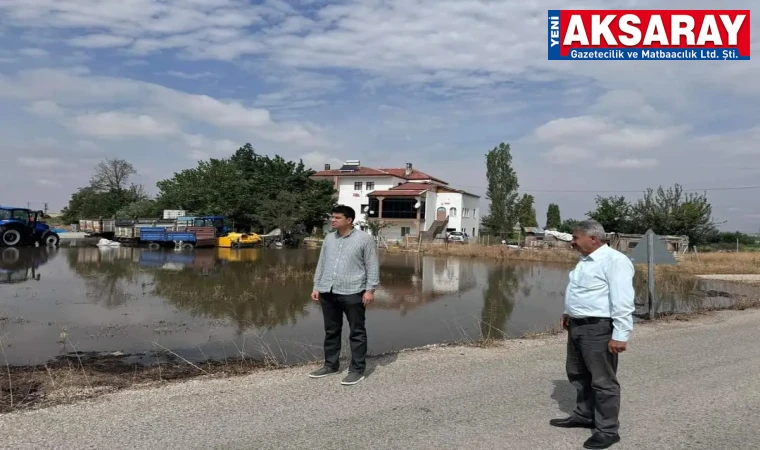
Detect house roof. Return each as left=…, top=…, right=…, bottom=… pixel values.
left=377, top=168, right=447, bottom=184
left=365, top=181, right=481, bottom=198
left=311, top=166, right=391, bottom=177
left=310, top=165, right=448, bottom=184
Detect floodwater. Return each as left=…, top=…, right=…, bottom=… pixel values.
left=0, top=246, right=754, bottom=366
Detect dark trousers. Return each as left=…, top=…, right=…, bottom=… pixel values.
left=566, top=318, right=620, bottom=436
left=319, top=291, right=367, bottom=374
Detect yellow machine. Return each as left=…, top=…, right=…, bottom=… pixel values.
left=216, top=247, right=260, bottom=262
left=216, top=232, right=262, bottom=249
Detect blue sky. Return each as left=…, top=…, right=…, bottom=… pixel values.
left=0, top=0, right=758, bottom=232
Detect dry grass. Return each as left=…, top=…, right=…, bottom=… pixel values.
left=417, top=243, right=578, bottom=264
left=411, top=243, right=760, bottom=277
left=663, top=252, right=760, bottom=275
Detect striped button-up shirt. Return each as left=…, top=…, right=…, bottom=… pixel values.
left=564, top=244, right=635, bottom=342
left=313, top=228, right=380, bottom=295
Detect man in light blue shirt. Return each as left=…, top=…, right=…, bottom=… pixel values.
left=550, top=220, right=634, bottom=450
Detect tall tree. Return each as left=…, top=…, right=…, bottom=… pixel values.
left=481, top=142, right=519, bottom=236
left=61, top=158, right=147, bottom=223
left=545, top=203, right=561, bottom=229
left=587, top=195, right=632, bottom=233
left=516, top=193, right=538, bottom=228
left=90, top=158, right=138, bottom=192
left=629, top=184, right=718, bottom=245
left=155, top=143, right=336, bottom=241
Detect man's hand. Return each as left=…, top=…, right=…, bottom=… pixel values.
left=608, top=339, right=627, bottom=353
left=310, top=290, right=320, bottom=302
left=560, top=314, right=570, bottom=330
left=362, top=290, right=374, bottom=307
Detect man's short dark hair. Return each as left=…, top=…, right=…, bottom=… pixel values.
left=332, top=205, right=355, bottom=222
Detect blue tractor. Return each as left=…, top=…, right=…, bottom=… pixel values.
left=0, top=206, right=60, bottom=247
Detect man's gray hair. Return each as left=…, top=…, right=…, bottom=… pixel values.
left=572, top=220, right=606, bottom=240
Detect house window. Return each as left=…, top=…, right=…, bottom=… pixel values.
left=449, top=207, right=457, bottom=217
left=401, top=227, right=411, bottom=237
left=473, top=208, right=477, bottom=218
left=366, top=182, right=375, bottom=191
left=354, top=181, right=362, bottom=190
left=462, top=208, right=469, bottom=218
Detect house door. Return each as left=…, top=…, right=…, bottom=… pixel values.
left=436, top=207, right=446, bottom=221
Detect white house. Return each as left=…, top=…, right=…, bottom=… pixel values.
left=311, top=160, right=480, bottom=241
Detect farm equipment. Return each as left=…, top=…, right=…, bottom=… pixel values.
left=217, top=231, right=262, bottom=248
left=0, top=206, right=60, bottom=247
left=139, top=216, right=225, bottom=249
left=0, top=246, right=57, bottom=284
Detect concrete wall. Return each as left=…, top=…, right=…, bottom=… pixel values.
left=435, top=192, right=463, bottom=231
left=423, top=190, right=438, bottom=231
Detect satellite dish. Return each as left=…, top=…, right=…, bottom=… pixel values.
left=414, top=201, right=421, bottom=209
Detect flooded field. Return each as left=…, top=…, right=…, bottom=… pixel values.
left=0, top=246, right=756, bottom=368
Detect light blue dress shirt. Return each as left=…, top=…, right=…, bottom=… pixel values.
left=564, top=244, right=635, bottom=342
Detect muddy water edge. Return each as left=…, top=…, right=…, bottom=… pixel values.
left=0, top=245, right=756, bottom=412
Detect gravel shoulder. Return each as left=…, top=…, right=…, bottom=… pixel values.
left=2, top=309, right=759, bottom=449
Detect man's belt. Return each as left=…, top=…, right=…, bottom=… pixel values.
left=569, top=317, right=612, bottom=325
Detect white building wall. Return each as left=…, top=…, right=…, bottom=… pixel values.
left=435, top=192, right=464, bottom=231
left=460, top=195, right=481, bottom=237
left=423, top=190, right=437, bottom=231
left=335, top=176, right=403, bottom=226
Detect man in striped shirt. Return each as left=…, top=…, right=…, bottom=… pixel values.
left=309, top=205, right=380, bottom=385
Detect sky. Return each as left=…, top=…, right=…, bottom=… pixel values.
left=0, top=0, right=757, bottom=232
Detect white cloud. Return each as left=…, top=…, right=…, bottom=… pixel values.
left=69, top=111, right=181, bottom=138
left=68, top=34, right=134, bottom=48
left=0, top=68, right=326, bottom=146
left=18, top=47, right=48, bottom=57
left=17, top=157, right=61, bottom=168
left=0, top=0, right=758, bottom=230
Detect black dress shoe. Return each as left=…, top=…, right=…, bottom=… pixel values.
left=549, top=417, right=594, bottom=428
left=583, top=432, right=620, bottom=449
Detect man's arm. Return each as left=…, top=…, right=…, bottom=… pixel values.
left=312, top=236, right=328, bottom=291
left=607, top=256, right=635, bottom=342
left=364, top=236, right=380, bottom=291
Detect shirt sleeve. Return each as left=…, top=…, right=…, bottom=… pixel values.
left=312, top=237, right=327, bottom=291
left=607, top=256, right=635, bottom=341
left=364, top=236, right=380, bottom=290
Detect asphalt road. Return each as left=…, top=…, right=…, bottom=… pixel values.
left=2, top=309, right=759, bottom=449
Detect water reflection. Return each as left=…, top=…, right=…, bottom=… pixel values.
left=0, top=246, right=57, bottom=284
left=0, top=246, right=755, bottom=366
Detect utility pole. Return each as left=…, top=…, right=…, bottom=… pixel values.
left=44, top=203, right=49, bottom=215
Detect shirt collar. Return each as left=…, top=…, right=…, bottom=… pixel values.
left=336, top=227, right=357, bottom=239
left=580, top=243, right=609, bottom=261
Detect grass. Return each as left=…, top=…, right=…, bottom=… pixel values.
left=416, top=243, right=578, bottom=264
left=412, top=243, right=760, bottom=276
left=662, top=252, right=760, bottom=275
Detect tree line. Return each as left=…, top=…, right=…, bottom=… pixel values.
left=479, top=142, right=741, bottom=246
left=61, top=144, right=336, bottom=242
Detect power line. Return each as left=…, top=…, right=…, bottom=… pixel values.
left=449, top=184, right=760, bottom=194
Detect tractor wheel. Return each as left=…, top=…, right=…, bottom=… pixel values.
left=1, top=228, right=22, bottom=247
left=1, top=247, right=20, bottom=265
left=181, top=243, right=194, bottom=250
left=42, top=232, right=60, bottom=247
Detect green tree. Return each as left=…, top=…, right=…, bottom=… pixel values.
left=61, top=159, right=147, bottom=223
left=516, top=193, right=538, bottom=228
left=481, top=142, right=519, bottom=236
left=115, top=199, right=162, bottom=218
left=155, top=143, right=336, bottom=243
left=587, top=195, right=632, bottom=232
left=558, top=218, right=579, bottom=233
left=628, top=184, right=718, bottom=245
left=545, top=203, right=561, bottom=229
